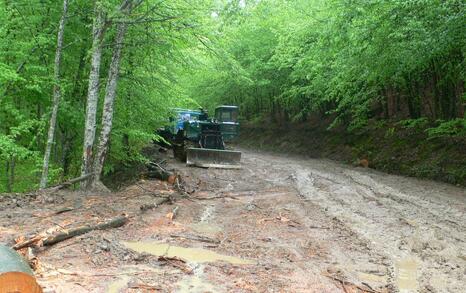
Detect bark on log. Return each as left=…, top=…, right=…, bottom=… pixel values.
left=13, top=216, right=128, bottom=250
left=147, top=161, right=173, bottom=181
left=140, top=197, right=170, bottom=212
left=41, top=173, right=93, bottom=192
left=0, top=245, right=42, bottom=293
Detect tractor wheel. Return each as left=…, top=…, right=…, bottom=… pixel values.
left=173, top=143, right=187, bottom=162
left=172, top=130, right=187, bottom=161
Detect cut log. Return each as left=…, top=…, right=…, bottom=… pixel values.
left=54, top=207, right=74, bottom=215
left=147, top=161, right=174, bottom=182
left=41, top=173, right=94, bottom=193
left=0, top=244, right=42, bottom=293
left=13, top=216, right=128, bottom=250
left=167, top=174, right=177, bottom=185
left=147, top=169, right=172, bottom=181
left=140, top=197, right=170, bottom=212
left=0, top=272, right=43, bottom=293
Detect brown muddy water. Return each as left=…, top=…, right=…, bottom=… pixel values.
left=122, top=241, right=255, bottom=265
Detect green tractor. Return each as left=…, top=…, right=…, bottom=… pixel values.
left=158, top=106, right=241, bottom=168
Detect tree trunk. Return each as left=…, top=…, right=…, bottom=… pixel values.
left=80, top=4, right=106, bottom=189
left=39, top=0, right=69, bottom=189
left=7, top=157, right=15, bottom=193
left=92, top=20, right=128, bottom=185
left=456, top=81, right=465, bottom=118
left=60, top=129, right=72, bottom=180
left=71, top=42, right=88, bottom=102
left=5, top=160, right=11, bottom=193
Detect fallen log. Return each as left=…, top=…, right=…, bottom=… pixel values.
left=147, top=161, right=173, bottom=181
left=158, top=256, right=193, bottom=274
left=323, top=273, right=381, bottom=293
left=147, top=169, right=172, bottom=181
left=34, top=206, right=74, bottom=218
left=170, top=234, right=220, bottom=244
left=40, top=173, right=94, bottom=192
left=140, top=197, right=170, bottom=212
left=13, top=216, right=128, bottom=250
left=54, top=207, right=74, bottom=215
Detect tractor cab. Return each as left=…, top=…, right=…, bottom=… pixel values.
left=214, top=106, right=240, bottom=141
left=215, top=105, right=238, bottom=123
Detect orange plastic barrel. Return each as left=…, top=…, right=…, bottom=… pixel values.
left=0, top=245, right=42, bottom=293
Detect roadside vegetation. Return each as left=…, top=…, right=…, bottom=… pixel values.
left=0, top=0, right=206, bottom=192
left=179, top=0, right=466, bottom=185
left=1, top=0, right=465, bottom=192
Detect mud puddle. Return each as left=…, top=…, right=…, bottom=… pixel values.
left=107, top=276, right=130, bottom=293
left=357, top=272, right=388, bottom=284
left=123, top=241, right=255, bottom=264
left=396, top=257, right=418, bottom=292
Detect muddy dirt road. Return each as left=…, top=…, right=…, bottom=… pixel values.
left=1, top=149, right=465, bottom=292
left=242, top=151, right=466, bottom=292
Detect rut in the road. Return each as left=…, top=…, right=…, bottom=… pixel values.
left=243, top=151, right=466, bottom=293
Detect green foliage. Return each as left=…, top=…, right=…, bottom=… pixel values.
left=0, top=0, right=210, bottom=192
left=426, top=119, right=466, bottom=139
left=180, top=0, right=465, bottom=129
left=1, top=0, right=464, bottom=191
left=398, top=118, right=429, bottom=129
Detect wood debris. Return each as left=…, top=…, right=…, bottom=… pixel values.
left=157, top=256, right=193, bottom=274
left=165, top=206, right=179, bottom=221
left=323, top=272, right=383, bottom=293
left=13, top=216, right=128, bottom=250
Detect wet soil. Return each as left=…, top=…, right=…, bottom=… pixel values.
left=0, top=149, right=465, bottom=292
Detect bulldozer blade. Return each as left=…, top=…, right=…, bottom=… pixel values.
left=186, top=148, right=241, bottom=169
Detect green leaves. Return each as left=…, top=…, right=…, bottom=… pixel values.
left=426, top=119, right=466, bottom=139
left=180, top=0, right=464, bottom=131
left=0, top=63, right=22, bottom=84
left=0, top=0, right=463, bottom=191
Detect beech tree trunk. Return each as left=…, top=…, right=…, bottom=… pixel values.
left=81, top=4, right=106, bottom=189
left=92, top=21, right=129, bottom=185
left=39, top=0, right=69, bottom=189
left=91, top=0, right=142, bottom=186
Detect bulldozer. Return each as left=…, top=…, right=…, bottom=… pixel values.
left=156, top=106, right=241, bottom=168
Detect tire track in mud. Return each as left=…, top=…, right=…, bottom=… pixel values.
left=297, top=170, right=465, bottom=292
left=241, top=151, right=466, bottom=292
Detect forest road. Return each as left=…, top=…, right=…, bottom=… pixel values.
left=3, top=148, right=464, bottom=293
left=231, top=149, right=466, bottom=292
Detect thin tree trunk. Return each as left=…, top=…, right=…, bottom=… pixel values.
left=92, top=20, right=128, bottom=185
left=71, top=42, right=88, bottom=102
left=8, top=157, right=15, bottom=192
left=5, top=160, right=11, bottom=193
left=81, top=4, right=106, bottom=189
left=456, top=81, right=465, bottom=118
left=40, top=0, right=69, bottom=189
